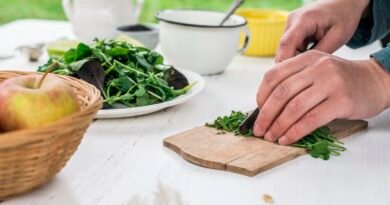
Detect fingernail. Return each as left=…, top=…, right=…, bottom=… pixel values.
left=264, top=131, right=273, bottom=141
left=278, top=136, right=288, bottom=145
left=253, top=124, right=264, bottom=136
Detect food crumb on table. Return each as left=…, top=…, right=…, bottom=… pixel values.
left=262, top=194, right=274, bottom=204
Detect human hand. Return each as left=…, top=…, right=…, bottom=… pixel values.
left=254, top=50, right=390, bottom=145
left=276, top=0, right=370, bottom=62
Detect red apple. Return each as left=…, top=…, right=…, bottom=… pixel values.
left=0, top=74, right=80, bottom=132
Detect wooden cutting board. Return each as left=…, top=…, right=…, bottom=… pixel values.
left=163, top=119, right=368, bottom=177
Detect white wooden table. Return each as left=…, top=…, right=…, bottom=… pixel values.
left=0, top=20, right=389, bottom=205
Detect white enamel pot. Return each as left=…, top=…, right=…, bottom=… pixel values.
left=156, top=10, right=250, bottom=75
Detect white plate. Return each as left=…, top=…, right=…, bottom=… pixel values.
left=95, top=69, right=205, bottom=119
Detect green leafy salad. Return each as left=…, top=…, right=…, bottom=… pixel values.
left=38, top=39, right=194, bottom=109
left=206, top=111, right=346, bottom=160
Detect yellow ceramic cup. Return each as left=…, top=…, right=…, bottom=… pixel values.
left=236, top=9, right=288, bottom=56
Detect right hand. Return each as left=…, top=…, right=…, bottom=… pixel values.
left=254, top=50, right=390, bottom=145
left=276, top=0, right=370, bottom=63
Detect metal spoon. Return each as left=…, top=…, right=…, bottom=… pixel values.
left=0, top=43, right=44, bottom=62
left=19, top=44, right=45, bottom=62
left=219, top=0, right=245, bottom=26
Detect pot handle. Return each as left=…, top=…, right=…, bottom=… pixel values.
left=238, top=26, right=251, bottom=53
left=62, top=0, right=74, bottom=22
left=133, top=0, right=144, bottom=20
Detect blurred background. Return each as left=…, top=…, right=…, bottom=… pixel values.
left=0, top=0, right=303, bottom=25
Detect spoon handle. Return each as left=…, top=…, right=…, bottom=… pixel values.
left=219, top=0, right=245, bottom=26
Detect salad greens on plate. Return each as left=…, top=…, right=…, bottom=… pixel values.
left=38, top=39, right=194, bottom=109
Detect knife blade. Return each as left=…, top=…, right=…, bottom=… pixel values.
left=238, top=108, right=260, bottom=135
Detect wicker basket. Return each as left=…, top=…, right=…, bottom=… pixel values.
left=0, top=71, right=102, bottom=200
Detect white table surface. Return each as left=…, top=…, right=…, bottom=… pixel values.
left=0, top=19, right=389, bottom=205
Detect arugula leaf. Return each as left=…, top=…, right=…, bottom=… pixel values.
left=164, top=67, right=189, bottom=89
left=309, top=141, right=331, bottom=160
left=64, top=43, right=91, bottom=64
left=170, top=83, right=196, bottom=97
left=69, top=59, right=90, bottom=72
left=136, top=93, right=158, bottom=106
left=135, top=84, right=146, bottom=97
left=74, top=59, right=106, bottom=98
left=136, top=53, right=154, bottom=72
left=64, top=48, right=77, bottom=64
left=106, top=47, right=130, bottom=57
left=109, top=76, right=135, bottom=93
left=148, top=51, right=164, bottom=65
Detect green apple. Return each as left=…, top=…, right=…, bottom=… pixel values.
left=0, top=74, right=80, bottom=132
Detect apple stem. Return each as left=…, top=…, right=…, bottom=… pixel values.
left=35, top=62, right=59, bottom=89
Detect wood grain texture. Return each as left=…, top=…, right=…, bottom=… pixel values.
left=164, top=119, right=368, bottom=176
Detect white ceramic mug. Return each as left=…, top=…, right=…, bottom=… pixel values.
left=62, top=0, right=144, bottom=43
left=156, top=10, right=250, bottom=75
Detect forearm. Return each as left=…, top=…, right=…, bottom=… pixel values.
left=368, top=58, right=390, bottom=109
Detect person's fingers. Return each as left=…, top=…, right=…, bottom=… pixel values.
left=265, top=85, right=327, bottom=142
left=275, top=20, right=316, bottom=63
left=312, top=26, right=345, bottom=54
left=254, top=71, right=314, bottom=138
left=278, top=100, right=336, bottom=145
left=256, top=50, right=320, bottom=108
left=254, top=51, right=321, bottom=137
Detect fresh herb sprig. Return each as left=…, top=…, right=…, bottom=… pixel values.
left=206, top=111, right=346, bottom=160
left=38, top=39, right=193, bottom=109
left=205, top=111, right=253, bottom=136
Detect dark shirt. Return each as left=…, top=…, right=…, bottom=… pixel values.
left=347, top=0, right=390, bottom=71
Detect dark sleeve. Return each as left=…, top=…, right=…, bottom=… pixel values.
left=347, top=0, right=390, bottom=71
left=347, top=0, right=390, bottom=48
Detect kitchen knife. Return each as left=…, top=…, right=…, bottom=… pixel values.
left=238, top=108, right=260, bottom=135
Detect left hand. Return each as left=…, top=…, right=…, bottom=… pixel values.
left=253, top=50, right=390, bottom=145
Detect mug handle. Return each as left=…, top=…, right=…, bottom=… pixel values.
left=238, top=26, right=251, bottom=54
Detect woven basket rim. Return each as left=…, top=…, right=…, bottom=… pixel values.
left=0, top=71, right=103, bottom=149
